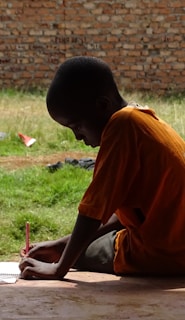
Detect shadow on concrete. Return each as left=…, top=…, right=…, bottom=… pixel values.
left=1, top=271, right=185, bottom=319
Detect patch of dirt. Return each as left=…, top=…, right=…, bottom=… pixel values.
left=0, top=151, right=97, bottom=170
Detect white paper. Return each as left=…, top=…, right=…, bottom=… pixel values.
left=0, top=262, right=20, bottom=284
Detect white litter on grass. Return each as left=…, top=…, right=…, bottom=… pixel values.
left=0, top=132, right=8, bottom=140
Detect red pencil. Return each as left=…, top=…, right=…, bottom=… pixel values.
left=25, top=222, right=30, bottom=254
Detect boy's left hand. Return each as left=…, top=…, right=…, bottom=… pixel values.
left=19, top=257, right=61, bottom=280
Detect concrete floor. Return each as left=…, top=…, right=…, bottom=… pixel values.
left=1, top=270, right=185, bottom=319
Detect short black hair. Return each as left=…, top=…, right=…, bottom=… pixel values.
left=46, top=56, right=123, bottom=117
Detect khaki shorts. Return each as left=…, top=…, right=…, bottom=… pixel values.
left=73, top=230, right=117, bottom=274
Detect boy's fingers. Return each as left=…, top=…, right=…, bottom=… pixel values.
left=20, top=248, right=26, bottom=258
left=26, top=246, right=55, bottom=262
left=19, top=257, right=35, bottom=272
left=21, top=266, right=38, bottom=280
left=20, top=245, right=34, bottom=258
left=26, top=247, right=43, bottom=260
left=20, top=261, right=51, bottom=280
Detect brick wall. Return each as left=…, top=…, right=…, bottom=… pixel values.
left=0, top=0, right=185, bottom=94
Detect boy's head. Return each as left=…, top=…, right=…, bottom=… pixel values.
left=46, top=56, right=126, bottom=147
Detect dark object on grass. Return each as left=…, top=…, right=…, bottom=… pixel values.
left=46, top=158, right=95, bottom=173
left=65, top=158, right=95, bottom=170
left=46, top=161, right=63, bottom=172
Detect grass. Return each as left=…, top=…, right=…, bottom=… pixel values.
left=0, top=165, right=92, bottom=260
left=127, top=91, right=185, bottom=139
left=0, top=89, right=184, bottom=157
left=0, top=89, right=184, bottom=261
left=0, top=89, right=94, bottom=156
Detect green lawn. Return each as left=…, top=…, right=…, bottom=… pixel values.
left=0, top=165, right=92, bottom=260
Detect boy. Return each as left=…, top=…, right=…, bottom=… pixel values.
left=20, top=56, right=185, bottom=279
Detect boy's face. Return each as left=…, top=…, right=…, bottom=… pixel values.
left=52, top=104, right=108, bottom=148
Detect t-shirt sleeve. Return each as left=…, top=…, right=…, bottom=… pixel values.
left=78, top=109, right=140, bottom=224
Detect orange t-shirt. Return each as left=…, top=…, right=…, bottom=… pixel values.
left=78, top=105, right=185, bottom=275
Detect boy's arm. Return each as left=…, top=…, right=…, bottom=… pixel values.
left=20, top=214, right=101, bottom=279
left=20, top=213, right=123, bottom=280
left=56, top=214, right=101, bottom=278
left=93, top=213, right=124, bottom=240
left=56, top=213, right=124, bottom=278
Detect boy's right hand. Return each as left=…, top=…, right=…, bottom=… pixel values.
left=20, top=239, right=66, bottom=263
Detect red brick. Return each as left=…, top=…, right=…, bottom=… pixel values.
left=0, top=0, right=184, bottom=94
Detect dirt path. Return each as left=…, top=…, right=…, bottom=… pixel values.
left=0, top=151, right=97, bottom=170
